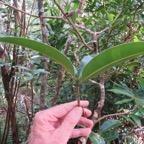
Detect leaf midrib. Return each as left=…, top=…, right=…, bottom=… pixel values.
left=81, top=51, right=144, bottom=82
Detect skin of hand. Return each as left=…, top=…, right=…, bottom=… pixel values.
left=29, top=100, right=93, bottom=144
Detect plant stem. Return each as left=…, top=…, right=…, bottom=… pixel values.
left=77, top=85, right=80, bottom=107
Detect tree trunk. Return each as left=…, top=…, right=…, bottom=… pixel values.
left=38, top=0, right=49, bottom=109
left=0, top=47, right=19, bottom=144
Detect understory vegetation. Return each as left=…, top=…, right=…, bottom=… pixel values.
left=0, top=0, right=144, bottom=143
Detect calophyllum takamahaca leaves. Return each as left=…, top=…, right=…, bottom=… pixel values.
left=0, top=37, right=76, bottom=78
left=79, top=42, right=144, bottom=83
left=0, top=37, right=144, bottom=84
left=79, top=54, right=96, bottom=73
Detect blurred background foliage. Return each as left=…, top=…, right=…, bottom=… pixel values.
left=0, top=0, right=144, bottom=143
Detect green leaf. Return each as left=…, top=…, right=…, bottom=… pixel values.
left=89, top=132, right=105, bottom=144
left=68, top=29, right=78, bottom=37
left=100, top=18, right=107, bottom=25
left=23, top=72, right=33, bottom=81
left=108, top=88, right=133, bottom=97
left=126, top=62, right=140, bottom=69
left=48, top=6, right=59, bottom=15
left=85, top=16, right=93, bottom=26
left=44, top=2, right=48, bottom=7
left=122, top=115, right=135, bottom=126
left=135, top=95, right=144, bottom=106
left=134, top=107, right=144, bottom=117
left=108, top=13, right=115, bottom=23
left=101, top=129, right=119, bottom=142
left=106, top=11, right=115, bottom=24
left=80, top=54, right=95, bottom=73
left=129, top=114, right=141, bottom=126
left=71, top=11, right=76, bottom=24
left=133, top=35, right=140, bottom=42
left=115, top=98, right=133, bottom=105
left=57, top=0, right=61, bottom=4
left=140, top=26, right=144, bottom=34
left=138, top=77, right=144, bottom=91
left=0, top=37, right=75, bottom=78
left=79, top=42, right=144, bottom=83
left=73, top=2, right=79, bottom=10
left=109, top=88, right=144, bottom=105
left=100, top=119, right=122, bottom=133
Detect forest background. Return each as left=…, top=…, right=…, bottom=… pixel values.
left=0, top=0, right=144, bottom=144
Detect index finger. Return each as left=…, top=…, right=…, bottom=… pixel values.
left=47, top=100, right=89, bottom=118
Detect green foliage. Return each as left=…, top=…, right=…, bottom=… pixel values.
left=0, top=37, right=76, bottom=78
left=101, top=129, right=119, bottom=142
left=0, top=0, right=144, bottom=143
left=89, top=119, right=122, bottom=143
left=100, top=120, right=122, bottom=133
left=99, top=120, right=122, bottom=141
left=138, top=77, right=144, bottom=90
left=89, top=133, right=105, bottom=144
left=0, top=37, right=144, bottom=85
left=109, top=86, right=144, bottom=105
left=79, top=42, right=144, bottom=83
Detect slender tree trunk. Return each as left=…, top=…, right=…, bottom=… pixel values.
left=38, top=0, right=49, bottom=109
left=1, top=64, right=19, bottom=144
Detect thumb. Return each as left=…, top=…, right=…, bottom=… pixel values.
left=55, top=107, right=82, bottom=143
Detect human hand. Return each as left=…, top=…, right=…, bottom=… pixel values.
left=29, top=101, right=93, bottom=144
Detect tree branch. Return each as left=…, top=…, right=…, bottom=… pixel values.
left=95, top=109, right=136, bottom=124
left=0, top=1, right=64, bottom=20
left=53, top=0, right=93, bottom=51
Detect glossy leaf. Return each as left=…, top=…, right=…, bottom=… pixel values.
left=109, top=88, right=144, bottom=105
left=108, top=88, right=133, bottom=97
left=79, top=42, right=144, bottom=83
left=115, top=98, right=133, bottom=105
left=100, top=119, right=122, bottom=133
left=0, top=37, right=75, bottom=78
left=80, top=54, right=95, bottom=73
left=101, top=129, right=119, bottom=142
left=89, top=132, right=105, bottom=144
